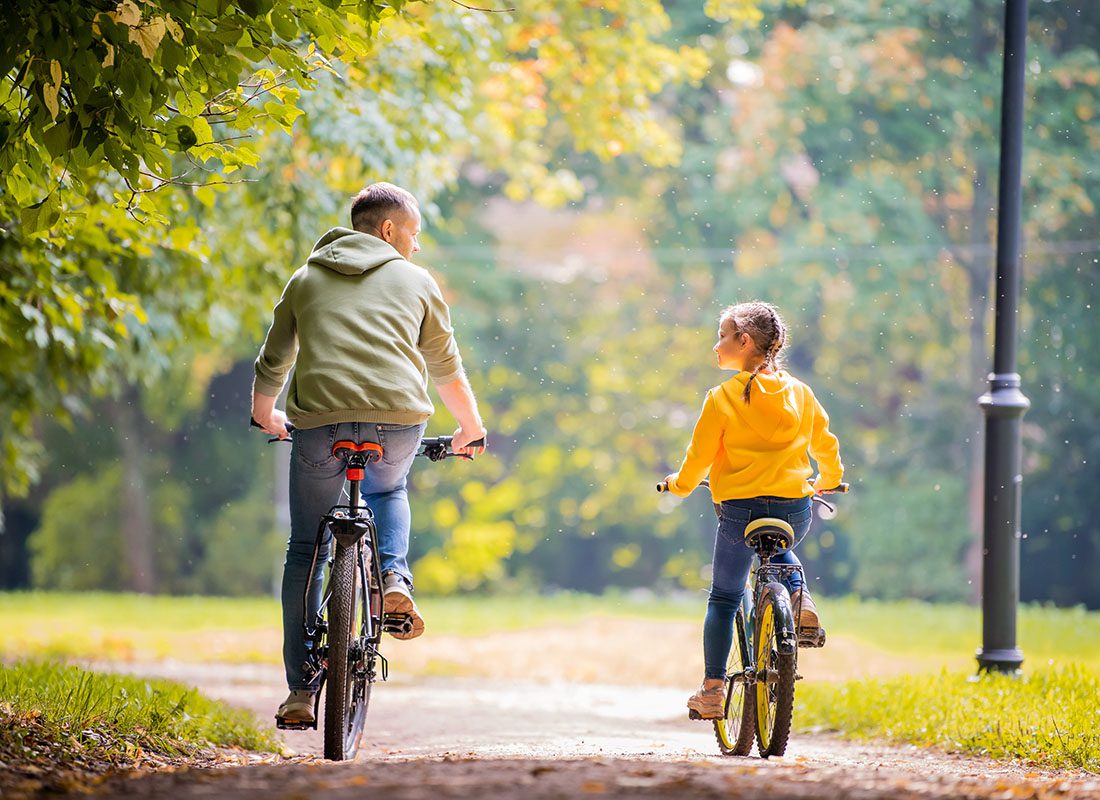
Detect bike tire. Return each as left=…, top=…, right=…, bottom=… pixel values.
left=714, top=609, right=756, bottom=756
left=754, top=588, right=797, bottom=757
left=324, top=541, right=366, bottom=761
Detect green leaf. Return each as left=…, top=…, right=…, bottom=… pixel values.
left=165, top=116, right=198, bottom=150
left=270, top=7, right=297, bottom=41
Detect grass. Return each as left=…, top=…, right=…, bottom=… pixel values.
left=3, top=591, right=1099, bottom=772
left=797, top=664, right=1100, bottom=772
left=0, top=659, right=277, bottom=788
left=4, top=590, right=1099, bottom=669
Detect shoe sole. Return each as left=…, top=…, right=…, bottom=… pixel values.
left=384, top=591, right=425, bottom=640
left=687, top=704, right=724, bottom=720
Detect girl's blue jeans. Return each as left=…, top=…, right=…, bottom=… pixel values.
left=703, top=495, right=813, bottom=680
left=282, top=421, right=425, bottom=690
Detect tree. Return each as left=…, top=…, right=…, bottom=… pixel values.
left=2, top=0, right=751, bottom=591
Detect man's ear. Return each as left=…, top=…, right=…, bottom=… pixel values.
left=379, top=219, right=393, bottom=241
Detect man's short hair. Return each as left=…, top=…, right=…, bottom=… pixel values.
left=350, top=183, right=419, bottom=233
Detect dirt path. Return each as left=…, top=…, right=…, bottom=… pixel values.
left=76, top=661, right=1100, bottom=800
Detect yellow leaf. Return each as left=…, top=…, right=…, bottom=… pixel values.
left=165, top=14, right=184, bottom=44
left=112, top=0, right=142, bottom=27
left=42, top=81, right=59, bottom=121
left=129, top=17, right=165, bottom=60
left=102, top=43, right=115, bottom=68
left=50, top=59, right=61, bottom=86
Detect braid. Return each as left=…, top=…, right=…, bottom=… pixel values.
left=730, top=301, right=787, bottom=405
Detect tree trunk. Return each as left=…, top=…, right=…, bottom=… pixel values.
left=109, top=388, right=157, bottom=594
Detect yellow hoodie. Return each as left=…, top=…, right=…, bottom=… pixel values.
left=668, top=370, right=843, bottom=501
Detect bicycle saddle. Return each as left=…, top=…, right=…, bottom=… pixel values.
left=332, top=440, right=383, bottom=464
left=744, top=517, right=796, bottom=553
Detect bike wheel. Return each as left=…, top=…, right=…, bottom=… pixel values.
left=323, top=541, right=370, bottom=760
left=754, top=590, right=796, bottom=757
left=714, top=610, right=756, bottom=756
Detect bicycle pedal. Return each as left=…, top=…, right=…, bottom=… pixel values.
left=797, top=627, right=827, bottom=648
left=382, top=614, right=414, bottom=635
left=687, top=709, right=703, bottom=721
left=275, top=717, right=315, bottom=731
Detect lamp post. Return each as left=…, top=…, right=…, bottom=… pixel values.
left=976, top=0, right=1030, bottom=675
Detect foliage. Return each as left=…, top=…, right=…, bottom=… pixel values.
left=0, top=0, right=718, bottom=495
left=28, top=464, right=195, bottom=592
left=798, top=664, right=1100, bottom=771
left=0, top=659, right=277, bottom=761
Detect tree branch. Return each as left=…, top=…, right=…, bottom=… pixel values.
left=449, top=0, right=516, bottom=12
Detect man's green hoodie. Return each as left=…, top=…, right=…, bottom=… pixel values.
left=253, top=228, right=464, bottom=428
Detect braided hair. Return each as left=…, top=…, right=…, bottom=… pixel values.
left=720, top=301, right=787, bottom=404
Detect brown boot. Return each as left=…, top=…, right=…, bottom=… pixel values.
left=791, top=588, right=820, bottom=630
left=686, top=681, right=725, bottom=720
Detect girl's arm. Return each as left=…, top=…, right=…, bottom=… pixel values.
left=666, top=391, right=723, bottom=497
left=808, top=392, right=844, bottom=491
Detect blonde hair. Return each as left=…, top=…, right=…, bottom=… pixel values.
left=720, top=301, right=787, bottom=404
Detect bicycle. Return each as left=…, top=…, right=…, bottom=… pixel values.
left=657, top=477, right=848, bottom=758
left=252, top=420, right=482, bottom=760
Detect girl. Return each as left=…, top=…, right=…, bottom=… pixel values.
left=664, top=301, right=844, bottom=719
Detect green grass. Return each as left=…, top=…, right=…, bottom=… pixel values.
left=2, top=591, right=1099, bottom=771
left=798, top=664, right=1100, bottom=772
left=3, top=591, right=1099, bottom=669
left=0, top=660, right=277, bottom=768
left=816, top=597, right=1100, bottom=668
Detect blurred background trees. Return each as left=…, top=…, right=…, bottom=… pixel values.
left=1, top=0, right=1096, bottom=607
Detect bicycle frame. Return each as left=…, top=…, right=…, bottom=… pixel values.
left=297, top=467, right=388, bottom=730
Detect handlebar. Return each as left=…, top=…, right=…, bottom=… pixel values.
left=417, top=436, right=487, bottom=462
left=656, top=479, right=849, bottom=495
left=250, top=420, right=487, bottom=461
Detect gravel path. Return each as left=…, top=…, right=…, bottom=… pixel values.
left=74, top=661, right=1100, bottom=800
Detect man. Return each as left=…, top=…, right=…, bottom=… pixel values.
left=251, top=182, right=486, bottom=724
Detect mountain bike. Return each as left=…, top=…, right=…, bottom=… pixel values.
left=657, top=478, right=848, bottom=758
left=253, top=420, right=482, bottom=760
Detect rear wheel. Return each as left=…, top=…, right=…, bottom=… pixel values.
left=714, top=611, right=756, bottom=756
left=754, top=592, right=796, bottom=757
left=324, top=542, right=370, bottom=760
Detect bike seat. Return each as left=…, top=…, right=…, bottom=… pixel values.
left=332, top=440, right=384, bottom=464
left=744, top=517, right=796, bottom=552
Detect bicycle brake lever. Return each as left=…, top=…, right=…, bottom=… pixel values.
left=812, top=495, right=836, bottom=513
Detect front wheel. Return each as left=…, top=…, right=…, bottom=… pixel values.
left=323, top=542, right=370, bottom=760
left=754, top=589, right=796, bottom=757
left=714, top=609, right=755, bottom=756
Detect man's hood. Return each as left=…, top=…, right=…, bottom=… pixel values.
left=717, top=371, right=803, bottom=442
left=306, top=227, right=405, bottom=275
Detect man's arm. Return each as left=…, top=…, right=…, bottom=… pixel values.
left=435, top=374, right=487, bottom=454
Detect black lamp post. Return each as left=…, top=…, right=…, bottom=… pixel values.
left=976, top=0, right=1030, bottom=674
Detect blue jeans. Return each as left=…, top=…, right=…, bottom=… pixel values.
left=703, top=496, right=813, bottom=680
left=282, top=421, right=425, bottom=690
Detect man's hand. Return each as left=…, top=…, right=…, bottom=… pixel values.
left=252, top=390, right=291, bottom=439
left=451, top=425, right=487, bottom=456
left=255, top=409, right=292, bottom=439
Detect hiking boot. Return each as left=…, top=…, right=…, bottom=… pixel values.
left=276, top=689, right=316, bottom=724
left=383, top=572, right=425, bottom=640
left=686, top=681, right=726, bottom=720
left=791, top=588, right=821, bottom=630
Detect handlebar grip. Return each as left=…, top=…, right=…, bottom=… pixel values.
left=820, top=483, right=849, bottom=493
left=656, top=481, right=669, bottom=493
left=467, top=437, right=486, bottom=449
